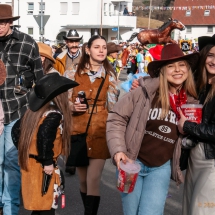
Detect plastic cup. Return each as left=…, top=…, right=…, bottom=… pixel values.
left=117, top=160, right=141, bottom=193
left=181, top=104, right=203, bottom=124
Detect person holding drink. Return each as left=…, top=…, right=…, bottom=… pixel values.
left=106, top=44, right=199, bottom=215
left=65, top=35, right=119, bottom=215
left=177, top=35, right=215, bottom=215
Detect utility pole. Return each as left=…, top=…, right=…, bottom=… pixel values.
left=117, top=2, right=120, bottom=43
left=18, top=0, right=20, bottom=27
left=100, top=0, right=103, bottom=36
left=148, top=0, right=152, bottom=29
left=40, top=0, right=44, bottom=42
left=12, top=0, right=14, bottom=13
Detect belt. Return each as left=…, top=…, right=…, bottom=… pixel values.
left=29, top=154, right=39, bottom=160
left=29, top=154, right=57, bottom=167
left=88, top=105, right=105, bottom=114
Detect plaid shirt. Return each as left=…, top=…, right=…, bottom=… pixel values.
left=0, top=28, right=43, bottom=124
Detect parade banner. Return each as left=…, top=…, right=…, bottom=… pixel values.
left=132, top=5, right=215, bottom=11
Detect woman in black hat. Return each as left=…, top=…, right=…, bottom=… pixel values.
left=106, top=44, right=199, bottom=215
left=11, top=73, right=78, bottom=215
left=178, top=35, right=215, bottom=215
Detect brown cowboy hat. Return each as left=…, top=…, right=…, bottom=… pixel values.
left=0, top=60, right=6, bottom=85
left=198, top=34, right=215, bottom=51
left=107, top=42, right=122, bottom=55
left=0, top=4, right=20, bottom=21
left=37, top=42, right=55, bottom=64
left=148, top=44, right=200, bottom=78
left=63, top=29, right=83, bottom=41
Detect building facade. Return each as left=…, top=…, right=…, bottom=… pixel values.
left=172, top=0, right=215, bottom=41
left=3, top=0, right=136, bottom=44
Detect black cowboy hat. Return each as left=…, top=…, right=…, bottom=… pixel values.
left=63, top=29, right=83, bottom=41
left=148, top=44, right=199, bottom=78
left=198, top=34, right=215, bottom=51
left=29, top=73, right=79, bottom=112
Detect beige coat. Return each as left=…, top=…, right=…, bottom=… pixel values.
left=106, top=77, right=198, bottom=185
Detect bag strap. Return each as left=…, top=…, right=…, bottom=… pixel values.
left=85, top=73, right=107, bottom=133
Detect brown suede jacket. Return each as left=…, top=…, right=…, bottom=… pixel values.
left=106, top=76, right=198, bottom=185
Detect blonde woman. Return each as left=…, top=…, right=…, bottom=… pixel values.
left=106, top=44, right=199, bottom=215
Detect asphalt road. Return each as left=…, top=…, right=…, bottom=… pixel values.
left=19, top=70, right=184, bottom=215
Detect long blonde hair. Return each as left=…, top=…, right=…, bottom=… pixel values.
left=157, top=61, right=198, bottom=119
left=18, top=91, right=71, bottom=171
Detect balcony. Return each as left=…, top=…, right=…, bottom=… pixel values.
left=103, top=13, right=136, bottom=28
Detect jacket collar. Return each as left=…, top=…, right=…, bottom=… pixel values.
left=11, top=27, right=20, bottom=40
left=56, top=49, right=68, bottom=60
left=139, top=77, right=159, bottom=97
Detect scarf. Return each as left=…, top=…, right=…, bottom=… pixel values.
left=169, top=88, right=187, bottom=120
left=67, top=49, right=80, bottom=60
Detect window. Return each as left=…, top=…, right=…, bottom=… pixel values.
left=39, top=2, right=45, bottom=10
left=72, top=2, right=80, bottom=15
left=60, top=2, right=68, bottom=14
left=28, top=28, right=33, bottom=35
left=104, top=3, right=107, bottom=15
left=28, top=2, right=34, bottom=10
left=186, top=10, right=191, bottom=16
left=208, top=26, right=213, bottom=33
left=204, top=10, right=210, bottom=16
left=186, top=26, right=192, bottom=33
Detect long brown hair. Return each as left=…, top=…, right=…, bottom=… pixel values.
left=157, top=60, right=198, bottom=118
left=42, top=58, right=53, bottom=74
left=76, top=35, right=115, bottom=76
left=18, top=91, right=71, bottom=171
left=197, top=44, right=215, bottom=103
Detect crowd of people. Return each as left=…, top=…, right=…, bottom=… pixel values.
left=1, top=3, right=215, bottom=215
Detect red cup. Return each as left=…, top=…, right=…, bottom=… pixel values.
left=117, top=161, right=141, bottom=193
left=181, top=104, right=203, bottom=124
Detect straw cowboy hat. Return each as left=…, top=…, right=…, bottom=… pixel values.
left=148, top=45, right=163, bottom=60
left=148, top=44, right=200, bottom=78
left=29, top=73, right=79, bottom=112
left=37, top=42, right=56, bottom=64
left=107, top=42, right=122, bottom=55
left=198, top=34, right=215, bottom=51
left=0, top=4, right=20, bottom=21
left=63, top=29, right=83, bottom=41
left=0, top=60, right=6, bottom=85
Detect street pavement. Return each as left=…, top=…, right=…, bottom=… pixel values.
left=19, top=69, right=184, bottom=215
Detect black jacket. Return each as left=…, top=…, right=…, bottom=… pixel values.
left=183, top=89, right=215, bottom=159
left=12, top=112, right=62, bottom=165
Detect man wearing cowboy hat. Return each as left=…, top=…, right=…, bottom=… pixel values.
left=0, top=4, right=43, bottom=215
left=54, top=29, right=83, bottom=76
left=54, top=29, right=83, bottom=175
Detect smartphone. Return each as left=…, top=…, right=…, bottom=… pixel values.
left=77, top=91, right=89, bottom=109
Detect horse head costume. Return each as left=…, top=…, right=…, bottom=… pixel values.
left=128, top=18, right=185, bottom=45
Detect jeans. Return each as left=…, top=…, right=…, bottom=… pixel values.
left=0, top=120, right=20, bottom=215
left=119, top=159, right=171, bottom=215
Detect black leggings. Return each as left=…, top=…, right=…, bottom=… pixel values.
left=31, top=208, right=55, bottom=215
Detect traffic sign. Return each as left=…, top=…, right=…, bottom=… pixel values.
left=112, top=27, right=118, bottom=32
left=33, top=15, right=50, bottom=28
